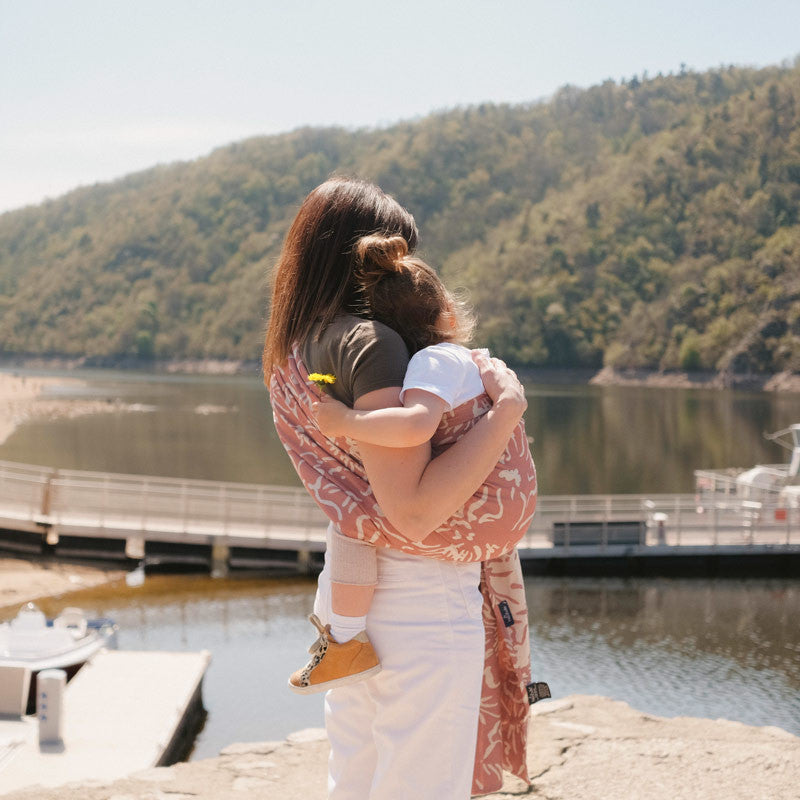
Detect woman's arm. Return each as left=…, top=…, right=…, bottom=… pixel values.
left=314, top=389, right=448, bottom=448
left=355, top=355, right=526, bottom=541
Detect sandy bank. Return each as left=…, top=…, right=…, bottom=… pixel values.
left=590, top=365, right=800, bottom=392
left=0, top=556, right=125, bottom=614
left=0, top=356, right=261, bottom=376
left=0, top=372, right=65, bottom=445
left=0, top=370, right=152, bottom=446
left=5, top=357, right=800, bottom=392
left=2, top=694, right=797, bottom=799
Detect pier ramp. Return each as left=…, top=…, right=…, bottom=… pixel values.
left=0, top=648, right=210, bottom=795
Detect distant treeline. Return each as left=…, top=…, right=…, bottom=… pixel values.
left=0, top=59, right=798, bottom=375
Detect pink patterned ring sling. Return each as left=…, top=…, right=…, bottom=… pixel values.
left=269, top=346, right=549, bottom=795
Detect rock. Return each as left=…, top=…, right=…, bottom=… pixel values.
left=128, top=767, right=177, bottom=782
left=1, top=696, right=797, bottom=799
left=218, top=740, right=282, bottom=756
left=285, top=727, right=327, bottom=744
left=531, top=696, right=573, bottom=715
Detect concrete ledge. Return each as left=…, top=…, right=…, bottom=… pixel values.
left=2, top=694, right=798, bottom=799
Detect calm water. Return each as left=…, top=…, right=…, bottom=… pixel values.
left=5, top=574, right=798, bottom=760
left=1, top=368, right=799, bottom=756
left=3, top=366, right=800, bottom=493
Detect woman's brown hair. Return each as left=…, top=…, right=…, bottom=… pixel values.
left=354, top=235, right=474, bottom=355
left=262, top=177, right=418, bottom=377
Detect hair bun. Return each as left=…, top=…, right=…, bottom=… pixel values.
left=354, top=234, right=409, bottom=273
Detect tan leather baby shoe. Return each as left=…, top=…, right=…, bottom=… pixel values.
left=288, top=614, right=381, bottom=694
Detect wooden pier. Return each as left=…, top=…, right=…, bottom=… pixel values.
left=1, top=459, right=798, bottom=575
left=0, top=648, right=210, bottom=795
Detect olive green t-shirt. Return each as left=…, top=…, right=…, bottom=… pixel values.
left=300, top=315, right=410, bottom=407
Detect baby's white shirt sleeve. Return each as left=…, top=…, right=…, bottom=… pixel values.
left=399, top=345, right=469, bottom=411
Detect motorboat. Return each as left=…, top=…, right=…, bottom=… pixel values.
left=695, top=424, right=800, bottom=507
left=0, top=602, right=118, bottom=713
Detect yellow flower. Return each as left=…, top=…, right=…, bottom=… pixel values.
left=308, top=372, right=336, bottom=386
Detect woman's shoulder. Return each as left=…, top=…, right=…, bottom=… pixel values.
left=305, top=315, right=409, bottom=406
left=317, top=314, right=405, bottom=349
left=349, top=316, right=404, bottom=346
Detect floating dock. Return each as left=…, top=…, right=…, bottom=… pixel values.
left=0, top=648, right=210, bottom=795
left=1, top=458, right=798, bottom=576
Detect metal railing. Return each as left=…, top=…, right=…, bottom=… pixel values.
left=0, top=459, right=324, bottom=547
left=694, top=466, right=790, bottom=498
left=1, top=459, right=798, bottom=553
left=520, top=491, right=799, bottom=550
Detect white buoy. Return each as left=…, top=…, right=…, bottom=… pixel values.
left=37, top=668, right=67, bottom=745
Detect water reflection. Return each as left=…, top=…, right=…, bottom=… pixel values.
left=532, top=578, right=799, bottom=678
left=4, top=368, right=800, bottom=494
left=5, top=573, right=797, bottom=759
left=0, top=369, right=297, bottom=486
left=526, top=384, right=800, bottom=493
left=528, top=576, right=800, bottom=736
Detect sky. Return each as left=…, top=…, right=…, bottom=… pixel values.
left=1, top=0, right=798, bottom=214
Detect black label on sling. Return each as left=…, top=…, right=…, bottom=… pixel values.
left=498, top=600, right=514, bottom=627
left=526, top=682, right=552, bottom=704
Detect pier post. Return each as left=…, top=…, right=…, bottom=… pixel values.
left=712, top=501, right=719, bottom=545
left=37, top=669, right=66, bottom=746
left=211, top=542, right=230, bottom=578
left=125, top=536, right=145, bottom=560
left=39, top=470, right=59, bottom=553
left=297, top=549, right=313, bottom=575
left=139, top=479, right=150, bottom=535
left=180, top=482, right=188, bottom=534
left=40, top=470, right=56, bottom=519
left=101, top=474, right=109, bottom=528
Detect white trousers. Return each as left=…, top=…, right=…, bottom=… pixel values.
left=314, top=525, right=485, bottom=800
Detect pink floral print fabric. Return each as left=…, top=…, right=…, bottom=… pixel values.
left=269, top=347, right=538, bottom=793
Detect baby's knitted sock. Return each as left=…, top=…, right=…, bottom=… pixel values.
left=329, top=611, right=367, bottom=644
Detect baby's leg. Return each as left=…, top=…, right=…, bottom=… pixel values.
left=288, top=535, right=381, bottom=694
left=329, top=528, right=377, bottom=643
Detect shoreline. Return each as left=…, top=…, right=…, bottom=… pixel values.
left=587, top=365, right=800, bottom=392
left=0, top=372, right=78, bottom=446
left=0, top=356, right=262, bottom=376
left=3, top=356, right=800, bottom=392
left=0, top=554, right=126, bottom=615
left=0, top=370, right=160, bottom=447
left=2, top=694, right=797, bottom=799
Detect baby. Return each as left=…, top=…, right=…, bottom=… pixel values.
left=288, top=235, right=536, bottom=693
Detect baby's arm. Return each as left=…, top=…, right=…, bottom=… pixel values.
left=314, top=388, right=448, bottom=448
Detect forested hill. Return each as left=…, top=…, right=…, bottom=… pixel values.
left=1, top=60, right=799, bottom=374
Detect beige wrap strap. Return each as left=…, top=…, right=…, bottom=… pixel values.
left=329, top=526, right=378, bottom=587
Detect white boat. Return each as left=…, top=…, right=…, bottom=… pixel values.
left=695, top=424, right=800, bottom=507
left=0, top=602, right=118, bottom=713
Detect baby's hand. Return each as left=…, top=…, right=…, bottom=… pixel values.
left=312, top=396, right=350, bottom=437
left=471, top=349, right=527, bottom=416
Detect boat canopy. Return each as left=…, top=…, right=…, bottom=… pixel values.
left=764, top=424, right=800, bottom=481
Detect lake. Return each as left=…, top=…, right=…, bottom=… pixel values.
left=1, top=368, right=799, bottom=758
left=7, top=572, right=799, bottom=760
left=3, top=366, right=800, bottom=494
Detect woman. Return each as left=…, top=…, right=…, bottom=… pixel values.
left=264, top=176, right=530, bottom=799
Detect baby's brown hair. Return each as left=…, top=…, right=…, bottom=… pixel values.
left=353, top=235, right=474, bottom=355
